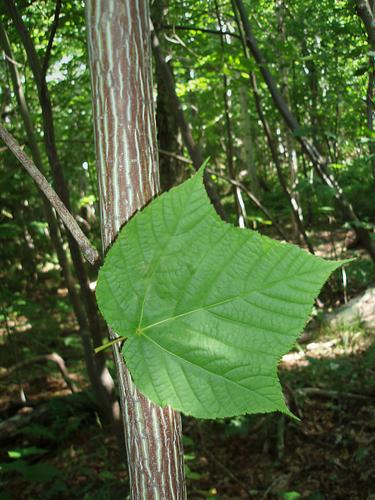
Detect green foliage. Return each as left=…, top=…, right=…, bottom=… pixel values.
left=97, top=166, right=342, bottom=419
left=0, top=460, right=61, bottom=483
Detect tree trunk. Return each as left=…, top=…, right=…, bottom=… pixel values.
left=151, top=0, right=180, bottom=191
left=85, top=1, right=186, bottom=498
left=214, top=0, right=246, bottom=227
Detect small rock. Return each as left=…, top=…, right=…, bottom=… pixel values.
left=324, top=287, right=375, bottom=329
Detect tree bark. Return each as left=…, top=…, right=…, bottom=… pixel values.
left=85, top=1, right=186, bottom=498
left=233, top=0, right=375, bottom=262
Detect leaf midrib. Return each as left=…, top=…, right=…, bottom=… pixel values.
left=140, top=265, right=321, bottom=333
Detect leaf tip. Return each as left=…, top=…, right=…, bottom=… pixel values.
left=197, top=157, right=210, bottom=177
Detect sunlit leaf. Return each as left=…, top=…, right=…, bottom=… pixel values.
left=97, top=166, right=343, bottom=419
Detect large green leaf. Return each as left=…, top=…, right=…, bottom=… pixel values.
left=96, top=166, right=342, bottom=419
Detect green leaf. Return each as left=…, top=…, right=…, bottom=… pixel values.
left=279, top=493, right=301, bottom=500
left=96, top=166, right=343, bottom=419
left=8, top=447, right=47, bottom=459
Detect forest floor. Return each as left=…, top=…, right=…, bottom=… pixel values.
left=0, top=230, right=374, bottom=499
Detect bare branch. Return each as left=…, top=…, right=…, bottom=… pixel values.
left=159, top=148, right=192, bottom=164
left=297, top=387, right=373, bottom=401
left=159, top=23, right=241, bottom=41
left=0, top=124, right=100, bottom=265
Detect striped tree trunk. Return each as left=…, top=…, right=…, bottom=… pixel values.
left=85, top=1, right=186, bottom=498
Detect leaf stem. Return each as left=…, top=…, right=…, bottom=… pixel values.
left=94, top=336, right=127, bottom=354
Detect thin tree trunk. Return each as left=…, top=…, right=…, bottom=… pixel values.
left=238, top=85, right=260, bottom=198
left=4, top=0, right=103, bottom=352
left=250, top=72, right=315, bottom=253
left=3, top=0, right=122, bottom=440
left=233, top=0, right=375, bottom=262
left=85, top=1, right=186, bottom=498
left=214, top=0, right=246, bottom=227
left=151, top=27, right=227, bottom=220
left=151, top=0, right=180, bottom=191
left=276, top=0, right=304, bottom=241
left=366, top=64, right=375, bottom=182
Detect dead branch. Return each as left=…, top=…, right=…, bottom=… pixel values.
left=298, top=387, right=373, bottom=401
left=0, top=352, right=78, bottom=393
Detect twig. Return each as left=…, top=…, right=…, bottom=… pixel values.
left=0, top=124, right=100, bottom=265
left=261, top=474, right=285, bottom=500
left=159, top=148, right=192, bottom=164
left=4, top=52, right=22, bottom=67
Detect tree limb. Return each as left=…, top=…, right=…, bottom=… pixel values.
left=0, top=124, right=99, bottom=265
left=297, top=387, right=373, bottom=401
left=159, top=148, right=192, bottom=164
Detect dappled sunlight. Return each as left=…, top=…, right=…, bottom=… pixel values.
left=281, top=327, right=374, bottom=369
